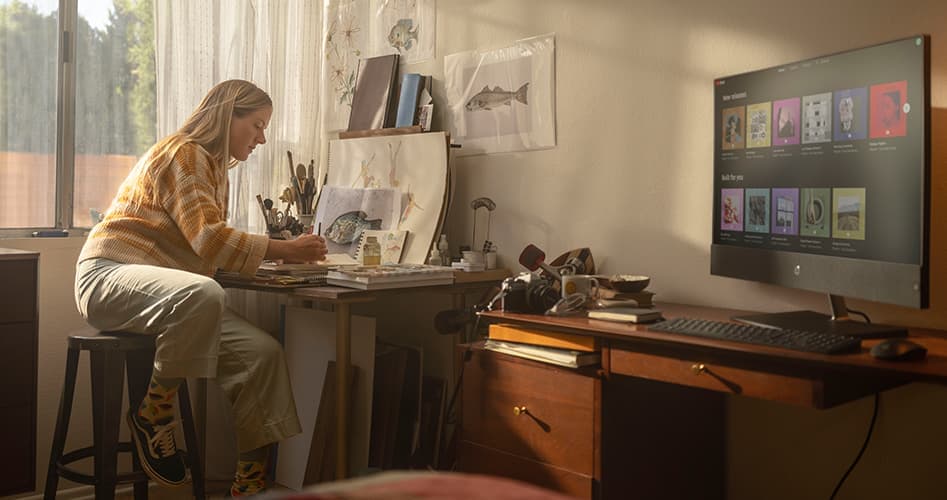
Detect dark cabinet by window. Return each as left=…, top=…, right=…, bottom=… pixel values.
left=0, top=249, right=39, bottom=496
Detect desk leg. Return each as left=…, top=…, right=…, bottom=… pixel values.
left=335, top=302, right=351, bottom=480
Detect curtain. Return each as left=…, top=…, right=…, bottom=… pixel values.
left=154, top=1, right=327, bottom=478
left=155, top=0, right=326, bottom=329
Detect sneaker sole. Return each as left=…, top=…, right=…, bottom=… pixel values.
left=126, top=411, right=190, bottom=487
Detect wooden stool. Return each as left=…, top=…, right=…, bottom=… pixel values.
left=44, top=328, right=205, bottom=499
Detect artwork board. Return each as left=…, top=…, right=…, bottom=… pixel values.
left=325, top=131, right=449, bottom=264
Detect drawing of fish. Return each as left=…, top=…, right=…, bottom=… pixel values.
left=388, top=19, right=418, bottom=52
left=325, top=211, right=383, bottom=244
left=464, top=83, right=529, bottom=111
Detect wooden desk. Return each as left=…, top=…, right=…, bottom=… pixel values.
left=223, top=269, right=509, bottom=479
left=466, top=304, right=947, bottom=499
left=482, top=303, right=947, bottom=398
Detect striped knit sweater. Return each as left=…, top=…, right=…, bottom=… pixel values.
left=79, top=142, right=268, bottom=277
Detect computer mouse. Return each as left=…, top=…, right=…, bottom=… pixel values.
left=870, top=338, right=928, bottom=361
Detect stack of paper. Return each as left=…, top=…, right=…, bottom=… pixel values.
left=482, top=340, right=601, bottom=369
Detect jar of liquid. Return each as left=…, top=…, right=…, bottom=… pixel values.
left=362, top=236, right=381, bottom=266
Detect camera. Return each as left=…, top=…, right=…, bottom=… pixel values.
left=499, top=273, right=560, bottom=314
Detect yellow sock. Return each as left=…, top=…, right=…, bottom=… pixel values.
left=230, top=460, right=266, bottom=496
left=137, top=376, right=181, bottom=425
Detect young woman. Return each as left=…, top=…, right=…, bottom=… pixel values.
left=75, top=79, right=326, bottom=496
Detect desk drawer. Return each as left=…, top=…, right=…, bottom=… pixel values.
left=461, top=349, right=597, bottom=475
left=458, top=440, right=594, bottom=499
left=611, top=350, right=822, bottom=407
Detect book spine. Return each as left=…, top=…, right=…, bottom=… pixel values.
left=395, top=73, right=423, bottom=128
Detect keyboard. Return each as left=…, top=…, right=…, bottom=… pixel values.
left=648, top=317, right=862, bottom=355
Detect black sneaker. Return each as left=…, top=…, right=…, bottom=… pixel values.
left=126, top=409, right=188, bottom=486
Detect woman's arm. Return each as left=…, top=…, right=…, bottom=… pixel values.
left=265, top=234, right=328, bottom=263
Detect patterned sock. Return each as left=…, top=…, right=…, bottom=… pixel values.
left=230, top=455, right=267, bottom=497
left=136, top=375, right=182, bottom=425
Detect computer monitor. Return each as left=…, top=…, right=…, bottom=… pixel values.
left=711, top=35, right=930, bottom=339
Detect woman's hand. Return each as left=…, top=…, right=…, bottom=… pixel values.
left=265, top=234, right=328, bottom=263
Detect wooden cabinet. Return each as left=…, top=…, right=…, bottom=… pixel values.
left=0, top=249, right=39, bottom=496
left=458, top=345, right=726, bottom=500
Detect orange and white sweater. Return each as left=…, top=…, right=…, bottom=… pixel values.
left=79, top=142, right=268, bottom=277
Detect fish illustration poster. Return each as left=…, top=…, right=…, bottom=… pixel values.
left=313, top=185, right=401, bottom=256
left=369, top=0, right=435, bottom=63
left=445, top=33, right=556, bottom=156
left=324, top=131, right=449, bottom=264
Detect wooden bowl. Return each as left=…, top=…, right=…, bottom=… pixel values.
left=606, top=274, right=650, bottom=293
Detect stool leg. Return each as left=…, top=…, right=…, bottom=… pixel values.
left=44, top=347, right=80, bottom=500
left=90, top=349, right=126, bottom=500
left=178, top=381, right=206, bottom=499
left=126, top=347, right=155, bottom=500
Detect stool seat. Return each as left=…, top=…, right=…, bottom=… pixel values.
left=68, top=328, right=158, bottom=351
left=45, top=328, right=205, bottom=499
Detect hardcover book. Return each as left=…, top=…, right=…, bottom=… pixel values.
left=348, top=54, right=400, bottom=131
left=395, top=73, right=424, bottom=128
left=326, top=264, right=454, bottom=290
left=587, top=307, right=663, bottom=324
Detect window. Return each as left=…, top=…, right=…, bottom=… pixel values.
left=0, top=0, right=154, bottom=234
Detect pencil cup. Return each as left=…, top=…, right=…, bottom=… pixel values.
left=298, top=214, right=314, bottom=233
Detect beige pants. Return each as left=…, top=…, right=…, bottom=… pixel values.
left=75, top=258, right=301, bottom=452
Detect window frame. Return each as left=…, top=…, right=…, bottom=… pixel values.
left=2, top=0, right=79, bottom=238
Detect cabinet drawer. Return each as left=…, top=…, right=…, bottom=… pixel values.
left=461, top=349, right=597, bottom=475
left=0, top=323, right=36, bottom=406
left=611, top=349, right=823, bottom=407
left=0, top=259, right=37, bottom=324
left=458, top=440, right=594, bottom=500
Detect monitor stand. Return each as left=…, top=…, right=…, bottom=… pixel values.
left=733, top=294, right=908, bottom=339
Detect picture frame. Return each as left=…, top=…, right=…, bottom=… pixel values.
left=445, top=33, right=556, bottom=156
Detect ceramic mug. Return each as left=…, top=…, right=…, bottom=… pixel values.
left=561, top=274, right=599, bottom=299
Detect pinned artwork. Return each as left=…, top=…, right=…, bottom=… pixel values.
left=370, top=0, right=435, bottom=63
left=324, top=0, right=370, bottom=132
left=325, top=131, right=448, bottom=264
left=445, top=33, right=556, bottom=156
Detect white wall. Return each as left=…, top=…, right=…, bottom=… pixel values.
left=419, top=1, right=947, bottom=499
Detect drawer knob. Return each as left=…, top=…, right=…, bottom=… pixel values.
left=513, top=405, right=528, bottom=416
left=691, top=363, right=706, bottom=375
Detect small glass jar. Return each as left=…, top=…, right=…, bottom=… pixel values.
left=362, top=236, right=381, bottom=266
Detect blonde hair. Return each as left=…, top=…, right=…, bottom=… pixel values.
left=152, top=79, right=272, bottom=168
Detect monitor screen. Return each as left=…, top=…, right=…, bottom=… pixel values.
left=711, top=35, right=930, bottom=315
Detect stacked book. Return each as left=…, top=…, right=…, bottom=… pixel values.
left=596, top=288, right=655, bottom=308
left=327, top=264, right=454, bottom=290
left=257, top=262, right=329, bottom=285
left=483, top=323, right=601, bottom=369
